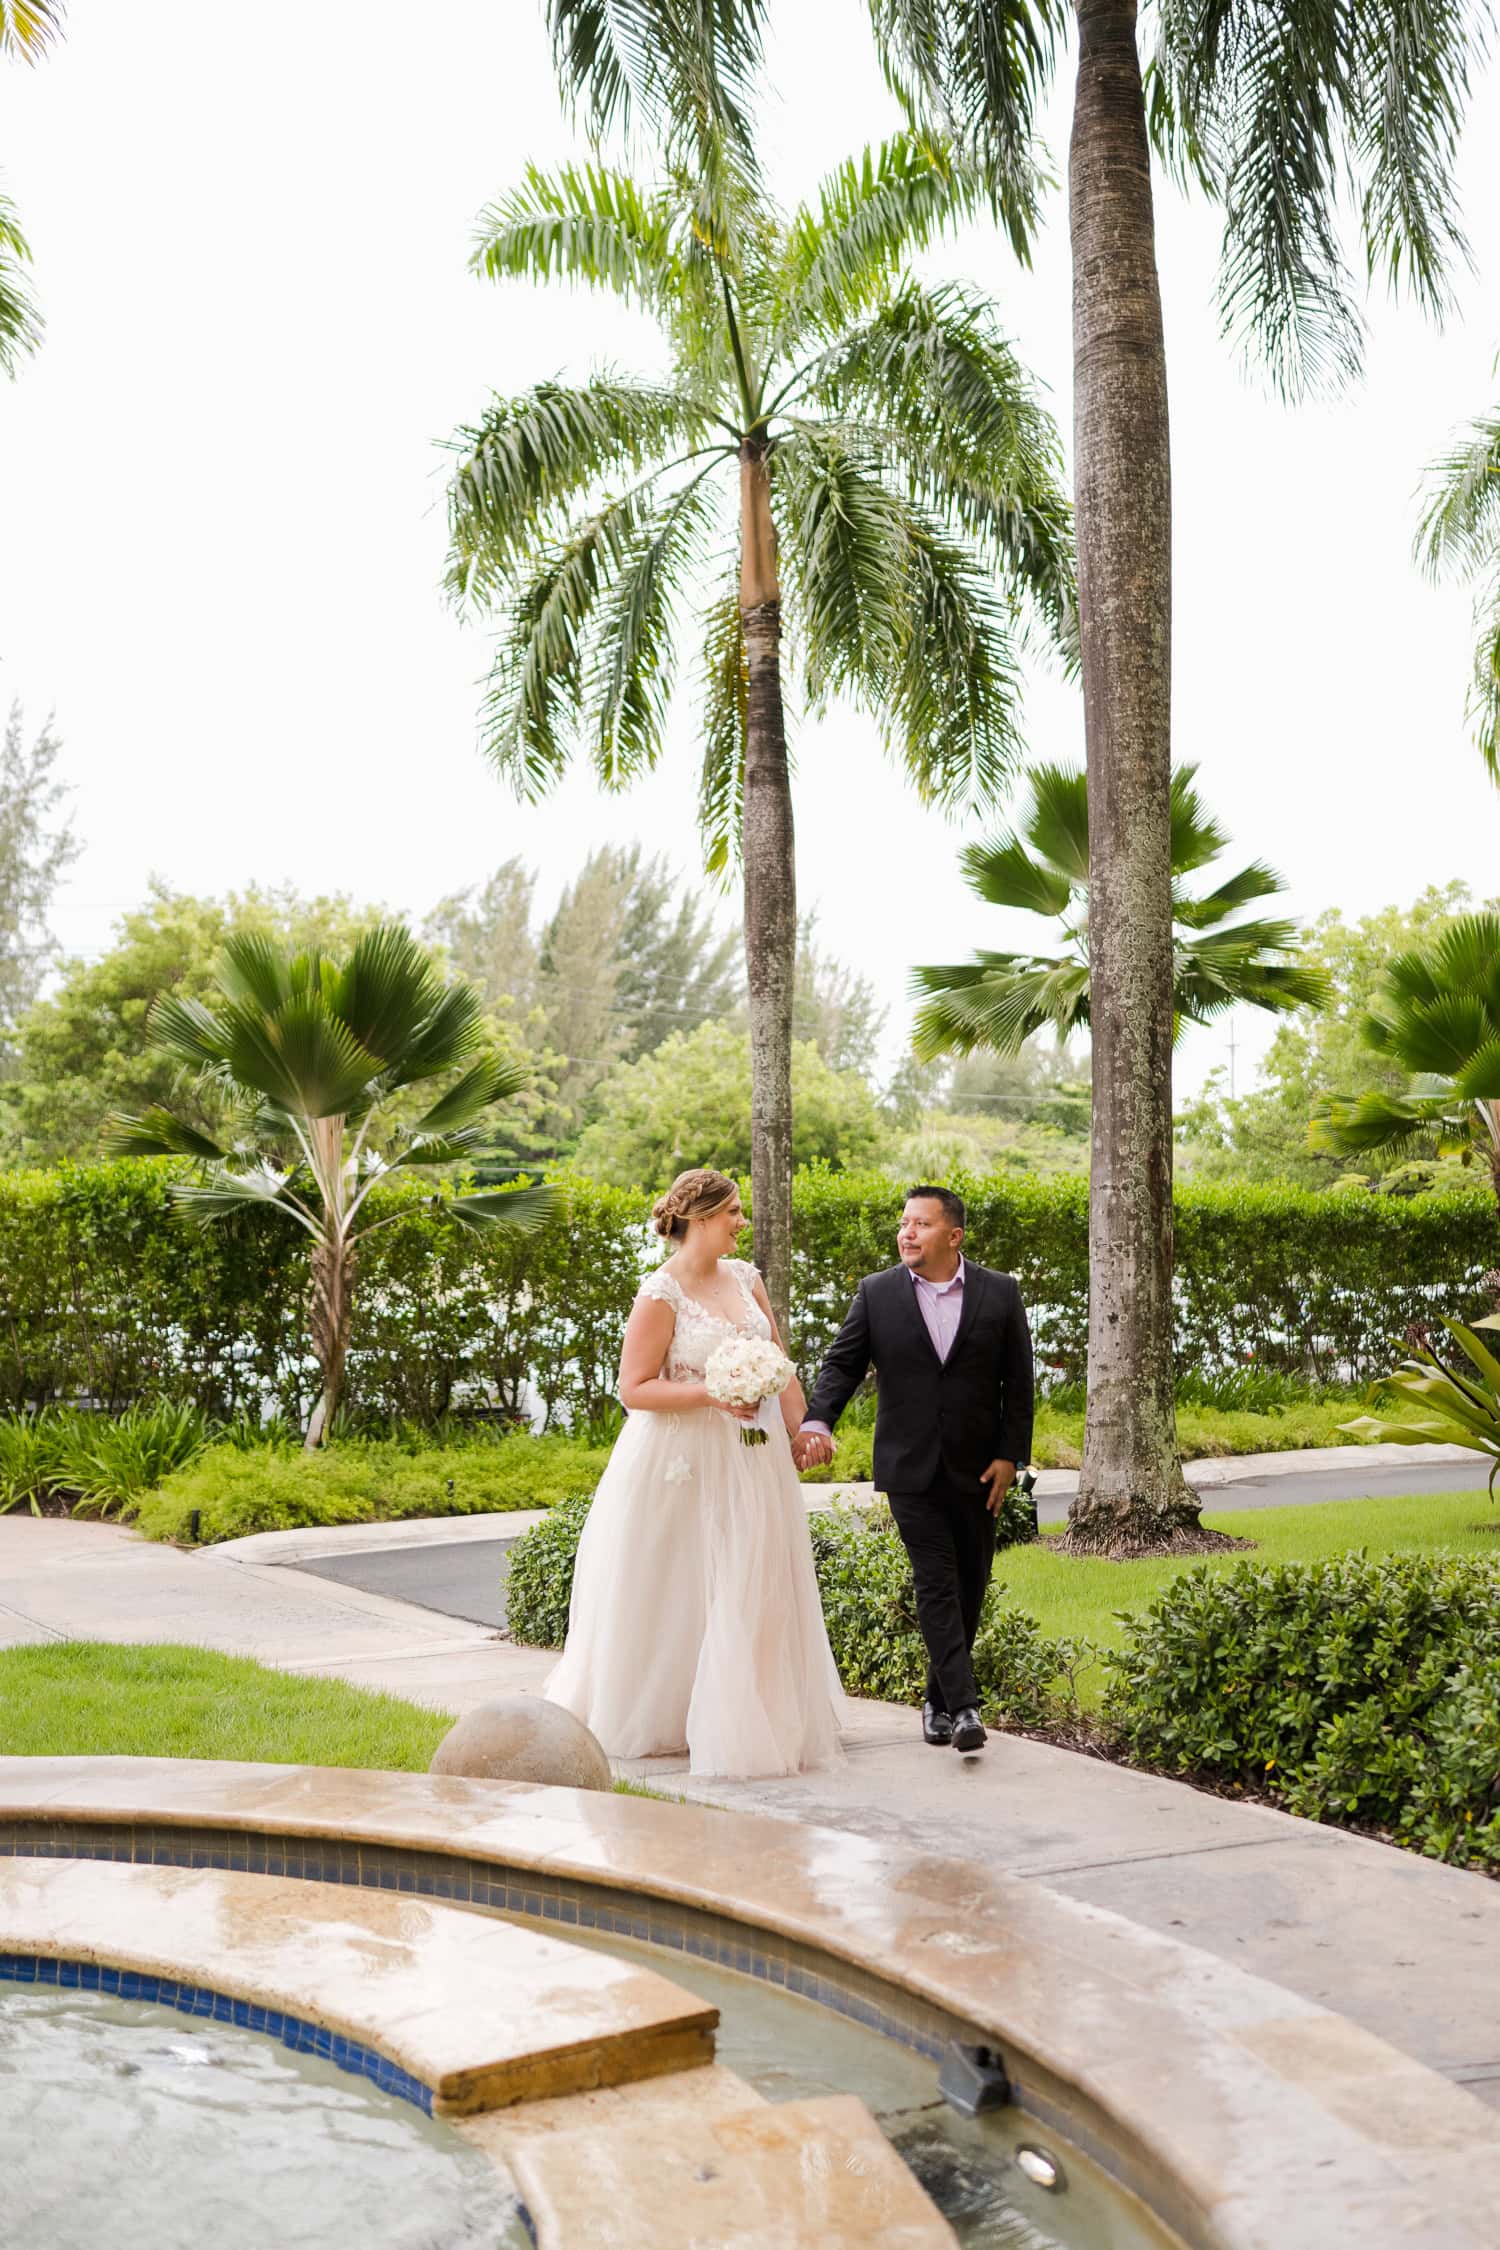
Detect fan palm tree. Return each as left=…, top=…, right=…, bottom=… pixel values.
left=1311, top=916, right=1500, bottom=1210
left=444, top=134, right=1074, bottom=1327
left=104, top=925, right=557, bottom=1447
left=537, top=5, right=1487, bottom=1551
left=1417, top=399, right=1500, bottom=781
left=0, top=0, right=62, bottom=377
left=913, top=762, right=1328, bottom=1058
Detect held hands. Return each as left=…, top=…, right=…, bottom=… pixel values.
left=792, top=1429, right=835, bottom=1472
left=979, top=1460, right=1017, bottom=1517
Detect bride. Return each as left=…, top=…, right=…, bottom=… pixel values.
left=544, top=1167, right=844, bottom=1778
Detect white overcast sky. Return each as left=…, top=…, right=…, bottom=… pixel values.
left=1, top=1, right=1497, bottom=1101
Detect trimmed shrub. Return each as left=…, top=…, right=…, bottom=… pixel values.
left=134, top=1434, right=611, bottom=1545
left=503, top=1490, right=594, bottom=1648
left=1103, top=1552, right=1500, bottom=1871
left=1, top=1158, right=1495, bottom=1424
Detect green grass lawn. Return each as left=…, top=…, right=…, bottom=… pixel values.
left=994, top=1488, right=1500, bottom=1706
left=0, top=1642, right=454, bottom=1767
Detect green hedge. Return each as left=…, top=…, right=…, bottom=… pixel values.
left=1, top=1158, right=1495, bottom=1423
left=1104, top=1552, right=1500, bottom=1872
left=135, top=1434, right=610, bottom=1545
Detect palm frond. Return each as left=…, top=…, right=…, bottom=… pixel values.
left=0, top=188, right=41, bottom=376
left=100, top=1109, right=228, bottom=1162
left=172, top=1164, right=303, bottom=1227
left=1416, top=405, right=1500, bottom=779
left=911, top=952, right=1091, bottom=1058
left=0, top=2, right=63, bottom=60
left=405, top=1054, right=532, bottom=1140
left=588, top=464, right=722, bottom=787
left=445, top=1183, right=562, bottom=1235
left=146, top=993, right=234, bottom=1075
left=774, top=425, right=910, bottom=699
left=1018, top=762, right=1090, bottom=885
left=697, top=587, right=747, bottom=876
left=1309, top=1087, right=1466, bottom=1159
left=1173, top=857, right=1284, bottom=927
left=957, top=832, right=1073, bottom=919
left=864, top=0, right=1063, bottom=262
left=884, top=507, right=1022, bottom=811
left=215, top=930, right=296, bottom=1017
left=383, top=981, right=491, bottom=1089
left=799, top=284, right=1075, bottom=656
left=472, top=162, right=686, bottom=314
left=545, top=0, right=767, bottom=173
left=332, top=925, right=450, bottom=1066
left=444, top=376, right=714, bottom=608
left=1349, top=0, right=1475, bottom=321
left=215, top=996, right=380, bottom=1120
left=770, top=133, right=983, bottom=347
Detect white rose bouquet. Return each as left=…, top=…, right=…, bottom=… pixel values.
left=704, top=1336, right=794, bottom=1447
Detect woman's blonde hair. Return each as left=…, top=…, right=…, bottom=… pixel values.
left=651, top=1167, right=739, bottom=1241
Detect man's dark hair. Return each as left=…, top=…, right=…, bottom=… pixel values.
left=905, top=1184, right=966, bottom=1228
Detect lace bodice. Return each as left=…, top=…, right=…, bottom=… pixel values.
left=638, top=1257, right=771, bottom=1383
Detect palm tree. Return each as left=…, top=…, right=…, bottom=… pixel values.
left=537, top=7, right=1487, bottom=1551
left=1417, top=400, right=1500, bottom=780
left=444, top=137, right=1074, bottom=1327
left=1311, top=915, right=1500, bottom=1210
left=104, top=925, right=556, bottom=1447
left=0, top=0, right=62, bottom=377
left=913, top=762, right=1328, bottom=1058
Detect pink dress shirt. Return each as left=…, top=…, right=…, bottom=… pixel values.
left=801, top=1259, right=965, bottom=1437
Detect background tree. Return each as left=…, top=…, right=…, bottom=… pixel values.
left=0, top=703, right=77, bottom=1069
left=1311, top=915, right=1500, bottom=1212
left=913, top=761, right=1326, bottom=1058
left=793, top=912, right=885, bottom=1078
left=1176, top=885, right=1491, bottom=1190
left=571, top=1018, right=887, bottom=1189
left=443, top=117, right=1073, bottom=1324
left=1417, top=397, right=1500, bottom=779
left=0, top=884, right=417, bottom=1164
left=105, top=925, right=556, bottom=1447
left=857, top=0, right=1486, bottom=1554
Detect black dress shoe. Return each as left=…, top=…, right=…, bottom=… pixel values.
left=922, top=1702, right=954, bottom=1746
left=952, top=1706, right=986, bottom=1753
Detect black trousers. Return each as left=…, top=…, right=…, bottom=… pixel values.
left=887, top=1476, right=998, bottom=1714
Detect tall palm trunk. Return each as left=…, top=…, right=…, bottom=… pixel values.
left=1063, top=0, right=1204, bottom=1553
left=739, top=434, right=795, bottom=1330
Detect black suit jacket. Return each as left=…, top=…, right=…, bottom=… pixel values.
left=805, top=1262, right=1034, bottom=1495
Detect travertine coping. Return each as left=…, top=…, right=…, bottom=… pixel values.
left=0, top=1854, right=715, bottom=2113
left=2, top=1757, right=1497, bottom=2250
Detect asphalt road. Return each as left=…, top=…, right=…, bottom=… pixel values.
left=286, top=1457, right=1498, bottom=1630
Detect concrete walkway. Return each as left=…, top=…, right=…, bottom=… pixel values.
left=3, top=1506, right=1498, bottom=2115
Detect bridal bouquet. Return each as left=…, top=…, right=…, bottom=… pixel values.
left=704, top=1336, right=794, bottom=1447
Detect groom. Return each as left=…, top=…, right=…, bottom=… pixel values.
left=795, top=1185, right=1034, bottom=1755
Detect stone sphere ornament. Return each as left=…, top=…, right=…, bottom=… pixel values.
left=429, top=1695, right=612, bottom=1792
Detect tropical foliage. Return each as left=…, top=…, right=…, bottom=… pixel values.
left=1417, top=399, right=1500, bottom=779
left=1311, top=915, right=1500, bottom=1208
left=1342, top=1312, right=1500, bottom=1493
left=913, top=762, right=1327, bottom=1059
left=444, top=68, right=1074, bottom=1321
left=0, top=0, right=62, bottom=375
left=104, top=926, right=555, bottom=1445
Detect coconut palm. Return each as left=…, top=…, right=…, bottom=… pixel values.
left=913, top=762, right=1328, bottom=1058
left=0, top=0, right=62, bottom=376
left=538, top=5, right=1487, bottom=1552
left=1311, top=916, right=1500, bottom=1209
left=1417, top=400, right=1500, bottom=780
left=444, top=134, right=1074, bottom=1327
left=104, top=925, right=557, bottom=1447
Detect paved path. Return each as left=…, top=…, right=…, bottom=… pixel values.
left=2, top=1508, right=1497, bottom=2114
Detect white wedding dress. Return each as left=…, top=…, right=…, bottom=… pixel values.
left=543, top=1257, right=845, bottom=1778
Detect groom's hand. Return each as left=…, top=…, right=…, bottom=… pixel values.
left=979, top=1460, right=1016, bottom=1516
left=793, top=1430, right=835, bottom=1471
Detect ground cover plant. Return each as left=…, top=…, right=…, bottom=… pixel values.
left=0, top=1642, right=452, bottom=1769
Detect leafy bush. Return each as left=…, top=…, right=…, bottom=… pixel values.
left=0, top=1401, right=215, bottom=1516
left=1103, top=1552, right=1500, bottom=1871
left=133, top=1434, right=610, bottom=1545
left=503, top=1491, right=594, bottom=1647
left=504, top=1494, right=1082, bottom=1732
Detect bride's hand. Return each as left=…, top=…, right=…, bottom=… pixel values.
left=706, top=1395, right=759, bottom=1422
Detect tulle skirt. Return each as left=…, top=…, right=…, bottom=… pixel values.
left=543, top=1405, right=845, bottom=1778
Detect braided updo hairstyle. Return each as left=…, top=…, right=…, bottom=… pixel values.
left=651, top=1167, right=739, bottom=1241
